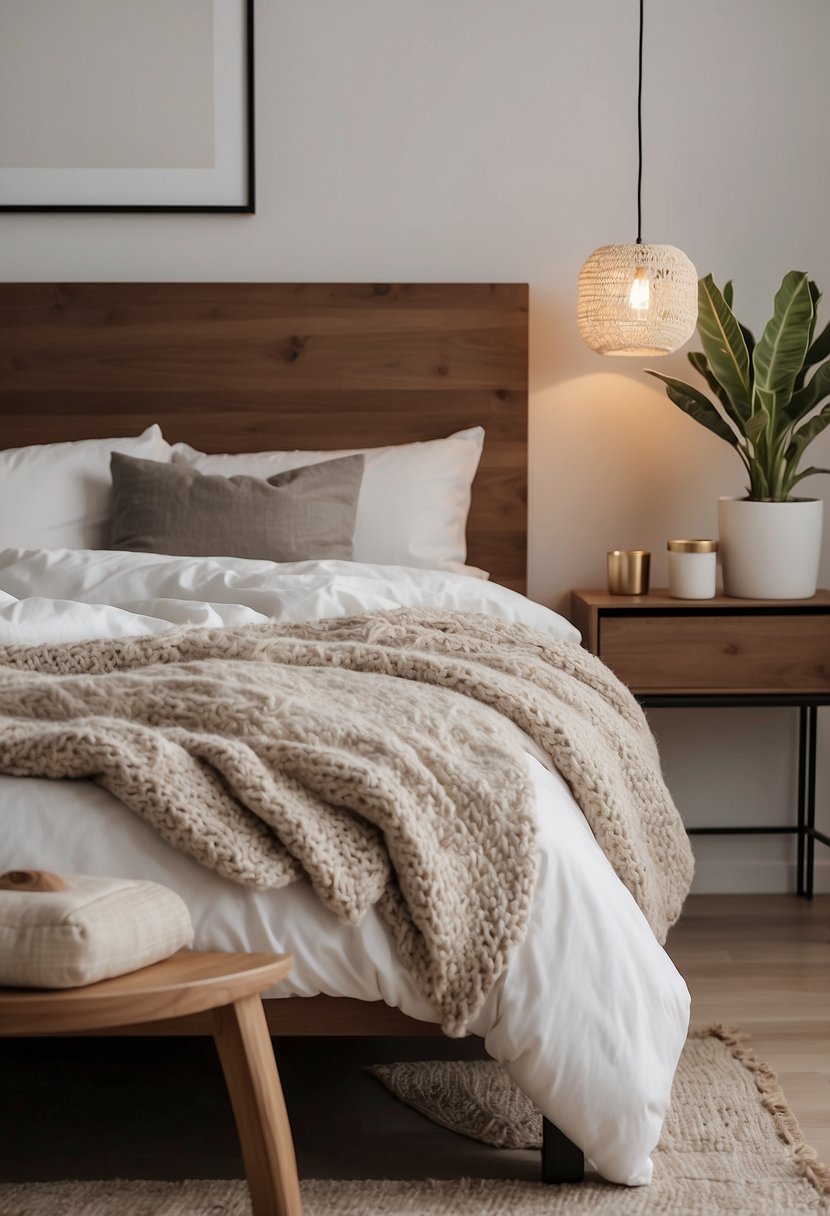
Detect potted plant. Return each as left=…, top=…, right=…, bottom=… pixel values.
left=646, top=271, right=830, bottom=598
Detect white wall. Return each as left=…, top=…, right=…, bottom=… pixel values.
left=1, top=0, right=828, bottom=891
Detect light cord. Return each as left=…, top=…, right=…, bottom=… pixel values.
left=636, top=0, right=644, bottom=243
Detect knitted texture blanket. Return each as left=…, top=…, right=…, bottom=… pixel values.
left=0, top=610, right=693, bottom=1034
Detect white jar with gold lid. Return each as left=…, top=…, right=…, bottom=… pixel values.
left=667, top=539, right=718, bottom=599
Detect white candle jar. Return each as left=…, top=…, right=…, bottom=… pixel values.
left=667, top=539, right=718, bottom=599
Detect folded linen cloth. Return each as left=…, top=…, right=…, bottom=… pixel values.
left=0, top=873, right=194, bottom=989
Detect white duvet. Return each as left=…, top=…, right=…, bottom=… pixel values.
left=0, top=548, right=690, bottom=1186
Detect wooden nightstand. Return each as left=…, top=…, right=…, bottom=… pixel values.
left=570, top=589, right=830, bottom=897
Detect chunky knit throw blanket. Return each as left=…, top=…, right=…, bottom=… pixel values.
left=0, top=610, right=693, bottom=1034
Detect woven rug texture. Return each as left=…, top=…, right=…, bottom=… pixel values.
left=0, top=1028, right=827, bottom=1215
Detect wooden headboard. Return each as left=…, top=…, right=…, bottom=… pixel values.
left=0, top=283, right=528, bottom=591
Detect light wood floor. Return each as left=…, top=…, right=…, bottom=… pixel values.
left=667, top=893, right=830, bottom=1163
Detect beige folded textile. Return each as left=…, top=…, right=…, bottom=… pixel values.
left=0, top=874, right=194, bottom=989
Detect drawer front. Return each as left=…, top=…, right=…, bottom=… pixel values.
left=599, top=614, right=830, bottom=694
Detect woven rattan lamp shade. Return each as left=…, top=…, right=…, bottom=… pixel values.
left=577, top=243, right=698, bottom=356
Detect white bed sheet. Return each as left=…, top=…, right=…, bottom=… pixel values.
left=0, top=549, right=690, bottom=1185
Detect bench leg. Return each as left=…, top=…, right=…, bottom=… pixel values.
left=542, top=1116, right=584, bottom=1183
left=212, top=995, right=303, bottom=1216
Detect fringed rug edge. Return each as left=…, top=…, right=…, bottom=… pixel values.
left=693, top=1023, right=830, bottom=1199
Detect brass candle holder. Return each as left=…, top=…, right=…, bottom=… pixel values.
left=607, top=550, right=651, bottom=596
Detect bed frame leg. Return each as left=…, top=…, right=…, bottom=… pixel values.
left=541, top=1116, right=584, bottom=1184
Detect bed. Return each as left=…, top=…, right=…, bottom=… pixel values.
left=0, top=282, right=692, bottom=1188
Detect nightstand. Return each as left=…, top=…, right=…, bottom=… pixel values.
left=570, top=589, right=830, bottom=898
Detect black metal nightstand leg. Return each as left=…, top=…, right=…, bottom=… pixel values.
left=797, top=706, right=808, bottom=897
left=806, top=706, right=818, bottom=900
left=541, top=1117, right=584, bottom=1183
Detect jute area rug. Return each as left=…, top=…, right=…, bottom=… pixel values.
left=0, top=1028, right=827, bottom=1216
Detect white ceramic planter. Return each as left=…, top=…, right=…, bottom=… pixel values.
left=717, top=497, right=823, bottom=599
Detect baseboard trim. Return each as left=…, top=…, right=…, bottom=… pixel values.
left=691, top=859, right=830, bottom=895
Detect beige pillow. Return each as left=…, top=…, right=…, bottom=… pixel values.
left=369, top=1060, right=541, bottom=1149
left=0, top=875, right=194, bottom=989
left=109, top=451, right=365, bottom=562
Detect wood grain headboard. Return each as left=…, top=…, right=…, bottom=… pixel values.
left=0, top=283, right=528, bottom=591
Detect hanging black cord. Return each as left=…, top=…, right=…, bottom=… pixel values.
left=636, top=0, right=644, bottom=243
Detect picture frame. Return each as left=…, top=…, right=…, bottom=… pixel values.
left=0, top=0, right=255, bottom=214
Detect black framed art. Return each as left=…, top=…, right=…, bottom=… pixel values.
left=0, top=0, right=255, bottom=213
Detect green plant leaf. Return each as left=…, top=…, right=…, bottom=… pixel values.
left=723, top=280, right=734, bottom=309
left=786, top=362, right=830, bottom=426
left=782, top=403, right=830, bottom=495
left=748, top=464, right=771, bottom=499
left=806, top=281, right=822, bottom=344
left=687, top=351, right=746, bottom=427
left=804, top=318, right=830, bottom=369
left=696, top=275, right=752, bottom=420
left=792, top=282, right=821, bottom=393
left=644, top=371, right=740, bottom=446
left=792, top=465, right=830, bottom=484
left=744, top=410, right=769, bottom=444
left=752, top=271, right=813, bottom=413
left=739, top=323, right=756, bottom=362
left=788, top=400, right=830, bottom=456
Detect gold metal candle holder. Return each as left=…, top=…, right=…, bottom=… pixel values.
left=607, top=550, right=651, bottom=596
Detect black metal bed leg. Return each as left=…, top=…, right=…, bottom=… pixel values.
left=541, top=1117, right=584, bottom=1183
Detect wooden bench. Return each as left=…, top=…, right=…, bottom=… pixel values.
left=0, top=950, right=303, bottom=1216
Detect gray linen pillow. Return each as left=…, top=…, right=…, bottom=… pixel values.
left=109, top=451, right=365, bottom=562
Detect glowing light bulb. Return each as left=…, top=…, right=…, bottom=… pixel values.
left=629, top=268, right=650, bottom=311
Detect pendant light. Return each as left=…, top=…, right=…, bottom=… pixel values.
left=577, top=0, right=697, bottom=356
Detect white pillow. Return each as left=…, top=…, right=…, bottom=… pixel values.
left=172, top=428, right=486, bottom=576
left=0, top=425, right=170, bottom=552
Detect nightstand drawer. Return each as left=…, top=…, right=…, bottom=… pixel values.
left=599, top=614, right=830, bottom=694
